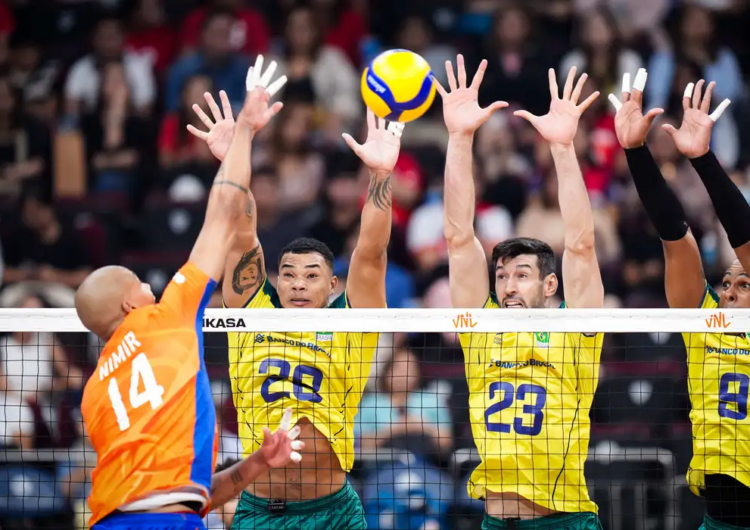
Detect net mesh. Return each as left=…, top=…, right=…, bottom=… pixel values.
left=0, top=309, right=741, bottom=530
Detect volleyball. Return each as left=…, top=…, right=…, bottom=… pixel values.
left=361, top=49, right=436, bottom=123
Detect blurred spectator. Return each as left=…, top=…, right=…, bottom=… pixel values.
left=8, top=33, right=60, bottom=114
left=180, top=0, right=270, bottom=57
left=648, top=4, right=745, bottom=167
left=126, top=0, right=178, bottom=77
left=479, top=5, right=550, bottom=118
left=310, top=0, right=367, bottom=66
left=166, top=9, right=250, bottom=112
left=0, top=371, right=34, bottom=449
left=308, top=157, right=363, bottom=256
left=573, top=0, right=671, bottom=43
left=560, top=6, right=642, bottom=94
left=356, top=348, right=453, bottom=458
left=271, top=5, right=361, bottom=130
left=395, top=14, right=456, bottom=89
left=158, top=74, right=217, bottom=170
left=2, top=186, right=92, bottom=289
left=80, top=62, right=150, bottom=195
left=0, top=1, right=13, bottom=65
left=0, top=294, right=83, bottom=403
left=64, top=16, right=156, bottom=119
left=0, top=74, right=51, bottom=197
left=250, top=168, right=309, bottom=273
left=269, top=99, right=325, bottom=212
left=406, top=179, right=513, bottom=272
left=211, top=380, right=242, bottom=466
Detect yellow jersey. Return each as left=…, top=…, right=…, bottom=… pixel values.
left=459, top=294, right=603, bottom=513
left=227, top=279, right=378, bottom=472
left=683, top=285, right=750, bottom=496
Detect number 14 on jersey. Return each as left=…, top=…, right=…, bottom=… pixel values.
left=108, top=353, right=165, bottom=431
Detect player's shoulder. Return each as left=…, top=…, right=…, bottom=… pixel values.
left=240, top=278, right=281, bottom=309
left=701, top=284, right=720, bottom=309
left=329, top=292, right=349, bottom=309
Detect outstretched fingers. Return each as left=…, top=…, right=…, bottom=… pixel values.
left=562, top=66, right=577, bottom=100
left=186, top=124, right=208, bottom=140
left=548, top=68, right=560, bottom=100
left=644, top=107, right=665, bottom=126
left=432, top=75, right=448, bottom=98
left=683, top=82, right=695, bottom=111
left=470, top=59, right=488, bottom=90
left=456, top=54, right=467, bottom=88
left=631, top=68, right=647, bottom=105
left=193, top=101, right=214, bottom=129
left=218, top=91, right=233, bottom=122
left=513, top=109, right=538, bottom=125
left=578, top=91, right=600, bottom=112
left=484, top=101, right=509, bottom=119
left=342, top=132, right=364, bottom=156
left=571, top=72, right=588, bottom=104
left=701, top=81, right=716, bottom=113
left=445, top=60, right=457, bottom=91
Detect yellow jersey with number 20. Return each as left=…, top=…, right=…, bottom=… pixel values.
left=683, top=285, right=750, bottom=496
left=227, top=279, right=378, bottom=472
left=459, top=294, right=603, bottom=514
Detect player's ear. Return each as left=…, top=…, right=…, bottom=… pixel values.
left=543, top=273, right=558, bottom=298
left=330, top=275, right=338, bottom=294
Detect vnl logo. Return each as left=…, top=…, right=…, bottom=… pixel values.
left=706, top=313, right=731, bottom=329
left=453, top=312, right=478, bottom=329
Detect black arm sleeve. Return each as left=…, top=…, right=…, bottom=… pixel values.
left=624, top=145, right=689, bottom=241
left=691, top=150, right=750, bottom=249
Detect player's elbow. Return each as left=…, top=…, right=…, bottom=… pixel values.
left=445, top=229, right=475, bottom=252
left=208, top=188, right=246, bottom=224
left=565, top=230, right=596, bottom=257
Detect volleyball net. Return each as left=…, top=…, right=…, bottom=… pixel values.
left=1, top=307, right=744, bottom=530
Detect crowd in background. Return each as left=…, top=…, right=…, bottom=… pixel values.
left=0, top=0, right=749, bottom=528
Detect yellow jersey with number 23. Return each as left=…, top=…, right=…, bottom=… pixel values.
left=459, top=294, right=603, bottom=514
left=683, top=285, right=750, bottom=496
left=227, top=279, right=378, bottom=472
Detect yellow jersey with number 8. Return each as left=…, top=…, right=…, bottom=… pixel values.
left=683, top=285, right=750, bottom=495
left=459, top=294, right=603, bottom=513
left=227, top=279, right=378, bottom=472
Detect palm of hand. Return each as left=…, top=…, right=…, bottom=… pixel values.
left=206, top=118, right=235, bottom=160
left=614, top=102, right=650, bottom=148
left=672, top=109, right=713, bottom=158
left=358, top=129, right=400, bottom=173
left=443, top=89, right=486, bottom=134
left=534, top=100, right=581, bottom=145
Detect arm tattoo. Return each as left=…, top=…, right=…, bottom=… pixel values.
left=246, top=197, right=254, bottom=218
left=365, top=172, right=392, bottom=211
left=230, top=468, right=244, bottom=486
left=213, top=180, right=249, bottom=193
left=232, top=245, right=265, bottom=295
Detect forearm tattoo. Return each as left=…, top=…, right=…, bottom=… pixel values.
left=232, top=245, right=265, bottom=295
left=365, top=172, right=392, bottom=211
left=211, top=163, right=249, bottom=193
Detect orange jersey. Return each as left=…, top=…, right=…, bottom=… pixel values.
left=81, top=262, right=219, bottom=526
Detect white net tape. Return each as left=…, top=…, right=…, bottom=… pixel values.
left=0, top=307, right=744, bottom=333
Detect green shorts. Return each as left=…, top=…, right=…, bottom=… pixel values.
left=483, top=512, right=602, bottom=530
left=700, top=515, right=750, bottom=530
left=230, top=480, right=366, bottom=530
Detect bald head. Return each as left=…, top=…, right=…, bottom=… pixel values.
left=75, top=266, right=155, bottom=340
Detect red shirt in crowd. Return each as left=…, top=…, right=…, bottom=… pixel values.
left=127, top=25, right=178, bottom=75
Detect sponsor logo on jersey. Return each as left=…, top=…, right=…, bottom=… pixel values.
left=488, top=357, right=556, bottom=370
left=535, top=332, right=550, bottom=347
left=316, top=332, right=333, bottom=342
left=707, top=346, right=750, bottom=356
left=253, top=334, right=331, bottom=357
left=203, top=317, right=246, bottom=329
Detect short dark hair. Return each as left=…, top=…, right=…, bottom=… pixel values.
left=491, top=237, right=556, bottom=278
left=202, top=8, right=236, bottom=32
left=278, top=237, right=335, bottom=270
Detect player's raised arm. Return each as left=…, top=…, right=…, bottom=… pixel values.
left=660, top=81, right=750, bottom=271
left=514, top=67, right=603, bottom=308
left=435, top=55, right=508, bottom=308
left=609, top=69, right=705, bottom=308
left=209, top=408, right=303, bottom=508
left=340, top=110, right=403, bottom=308
left=187, top=57, right=286, bottom=301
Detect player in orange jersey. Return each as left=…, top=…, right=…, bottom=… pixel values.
left=74, top=58, right=302, bottom=530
